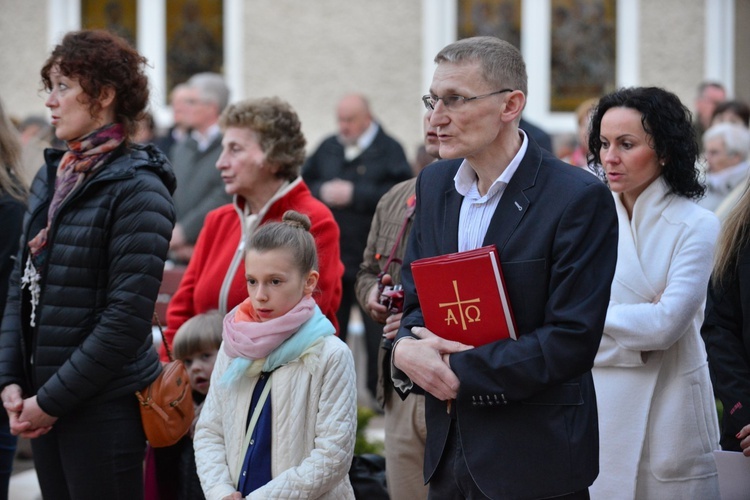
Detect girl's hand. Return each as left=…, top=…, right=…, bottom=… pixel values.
left=222, top=493, right=242, bottom=500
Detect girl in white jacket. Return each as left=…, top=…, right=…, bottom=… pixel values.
left=194, top=210, right=356, bottom=500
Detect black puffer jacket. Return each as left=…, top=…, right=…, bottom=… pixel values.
left=0, top=144, right=176, bottom=417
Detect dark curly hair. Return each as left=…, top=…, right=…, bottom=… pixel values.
left=588, top=87, right=705, bottom=200
left=40, top=30, right=149, bottom=138
left=219, top=97, right=307, bottom=182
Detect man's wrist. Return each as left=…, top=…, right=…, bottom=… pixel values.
left=390, top=336, right=417, bottom=393
left=392, top=335, right=417, bottom=353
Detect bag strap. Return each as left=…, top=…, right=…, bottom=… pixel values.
left=152, top=311, right=174, bottom=362
left=235, top=374, right=273, bottom=482
left=377, top=193, right=416, bottom=278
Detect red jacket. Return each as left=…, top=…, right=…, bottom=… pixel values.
left=162, top=179, right=343, bottom=360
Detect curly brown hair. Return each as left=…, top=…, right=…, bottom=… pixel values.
left=41, top=30, right=149, bottom=138
left=219, top=97, right=307, bottom=181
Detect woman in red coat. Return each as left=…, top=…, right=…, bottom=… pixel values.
left=163, top=97, right=344, bottom=358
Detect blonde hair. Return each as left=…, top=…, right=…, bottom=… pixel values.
left=712, top=179, right=750, bottom=286
left=173, top=310, right=224, bottom=361
left=575, top=98, right=599, bottom=127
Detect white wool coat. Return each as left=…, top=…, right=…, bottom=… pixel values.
left=194, top=336, right=357, bottom=500
left=591, top=178, right=721, bottom=499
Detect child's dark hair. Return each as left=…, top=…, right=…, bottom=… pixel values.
left=173, top=310, right=224, bottom=361
left=247, top=210, right=318, bottom=275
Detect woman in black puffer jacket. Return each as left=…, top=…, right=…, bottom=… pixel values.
left=0, top=30, right=175, bottom=500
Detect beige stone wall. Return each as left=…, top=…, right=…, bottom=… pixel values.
left=0, top=1, right=51, bottom=124
left=244, top=1, right=424, bottom=163
left=735, top=0, right=750, bottom=102
left=638, top=0, right=705, bottom=109
left=5, top=0, right=745, bottom=157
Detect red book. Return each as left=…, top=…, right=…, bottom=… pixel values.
left=410, top=245, right=517, bottom=346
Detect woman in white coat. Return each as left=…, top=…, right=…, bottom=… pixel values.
left=587, top=87, right=721, bottom=499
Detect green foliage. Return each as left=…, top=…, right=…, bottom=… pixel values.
left=355, top=406, right=385, bottom=456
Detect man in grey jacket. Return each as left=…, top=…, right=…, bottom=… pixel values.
left=170, top=72, right=232, bottom=263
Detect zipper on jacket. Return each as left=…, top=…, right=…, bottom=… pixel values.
left=25, top=158, right=138, bottom=387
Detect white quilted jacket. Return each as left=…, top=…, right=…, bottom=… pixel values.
left=194, top=336, right=357, bottom=499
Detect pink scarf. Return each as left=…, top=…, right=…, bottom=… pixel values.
left=222, top=295, right=316, bottom=360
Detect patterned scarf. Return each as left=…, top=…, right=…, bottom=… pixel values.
left=22, top=123, right=125, bottom=326
left=220, top=296, right=335, bottom=384
left=27, top=122, right=125, bottom=265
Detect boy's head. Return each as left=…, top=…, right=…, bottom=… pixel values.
left=173, top=310, right=223, bottom=395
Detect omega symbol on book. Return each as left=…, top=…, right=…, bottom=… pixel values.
left=439, top=280, right=481, bottom=330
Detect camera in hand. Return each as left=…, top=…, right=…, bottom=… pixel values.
left=378, top=284, right=404, bottom=314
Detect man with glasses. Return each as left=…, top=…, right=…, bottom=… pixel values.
left=391, top=36, right=618, bottom=499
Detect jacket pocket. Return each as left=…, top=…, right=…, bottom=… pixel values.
left=648, top=379, right=718, bottom=481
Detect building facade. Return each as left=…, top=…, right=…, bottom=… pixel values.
left=0, top=0, right=746, bottom=159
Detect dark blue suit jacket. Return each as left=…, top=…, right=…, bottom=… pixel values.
left=396, top=138, right=618, bottom=499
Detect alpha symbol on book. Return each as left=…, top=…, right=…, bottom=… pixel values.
left=439, top=280, right=481, bottom=330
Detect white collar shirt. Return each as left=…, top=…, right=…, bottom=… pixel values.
left=456, top=130, right=528, bottom=252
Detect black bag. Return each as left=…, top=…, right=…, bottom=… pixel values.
left=349, top=453, right=389, bottom=499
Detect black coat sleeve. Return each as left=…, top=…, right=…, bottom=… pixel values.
left=701, top=244, right=750, bottom=451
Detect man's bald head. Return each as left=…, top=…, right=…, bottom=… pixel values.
left=337, top=94, right=373, bottom=145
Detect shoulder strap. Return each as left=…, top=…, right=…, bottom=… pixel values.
left=378, top=193, right=416, bottom=277
left=153, top=311, right=173, bottom=362
left=235, top=374, right=273, bottom=482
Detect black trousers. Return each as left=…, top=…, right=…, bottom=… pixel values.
left=428, top=422, right=590, bottom=500
left=31, top=394, right=146, bottom=500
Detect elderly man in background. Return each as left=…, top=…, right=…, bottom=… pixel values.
left=154, top=83, right=193, bottom=162
left=303, top=93, right=412, bottom=403
left=170, top=72, right=232, bottom=263
left=700, top=122, right=750, bottom=215
left=693, top=81, right=727, bottom=146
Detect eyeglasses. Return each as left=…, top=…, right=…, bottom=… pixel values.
left=422, top=89, right=514, bottom=111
